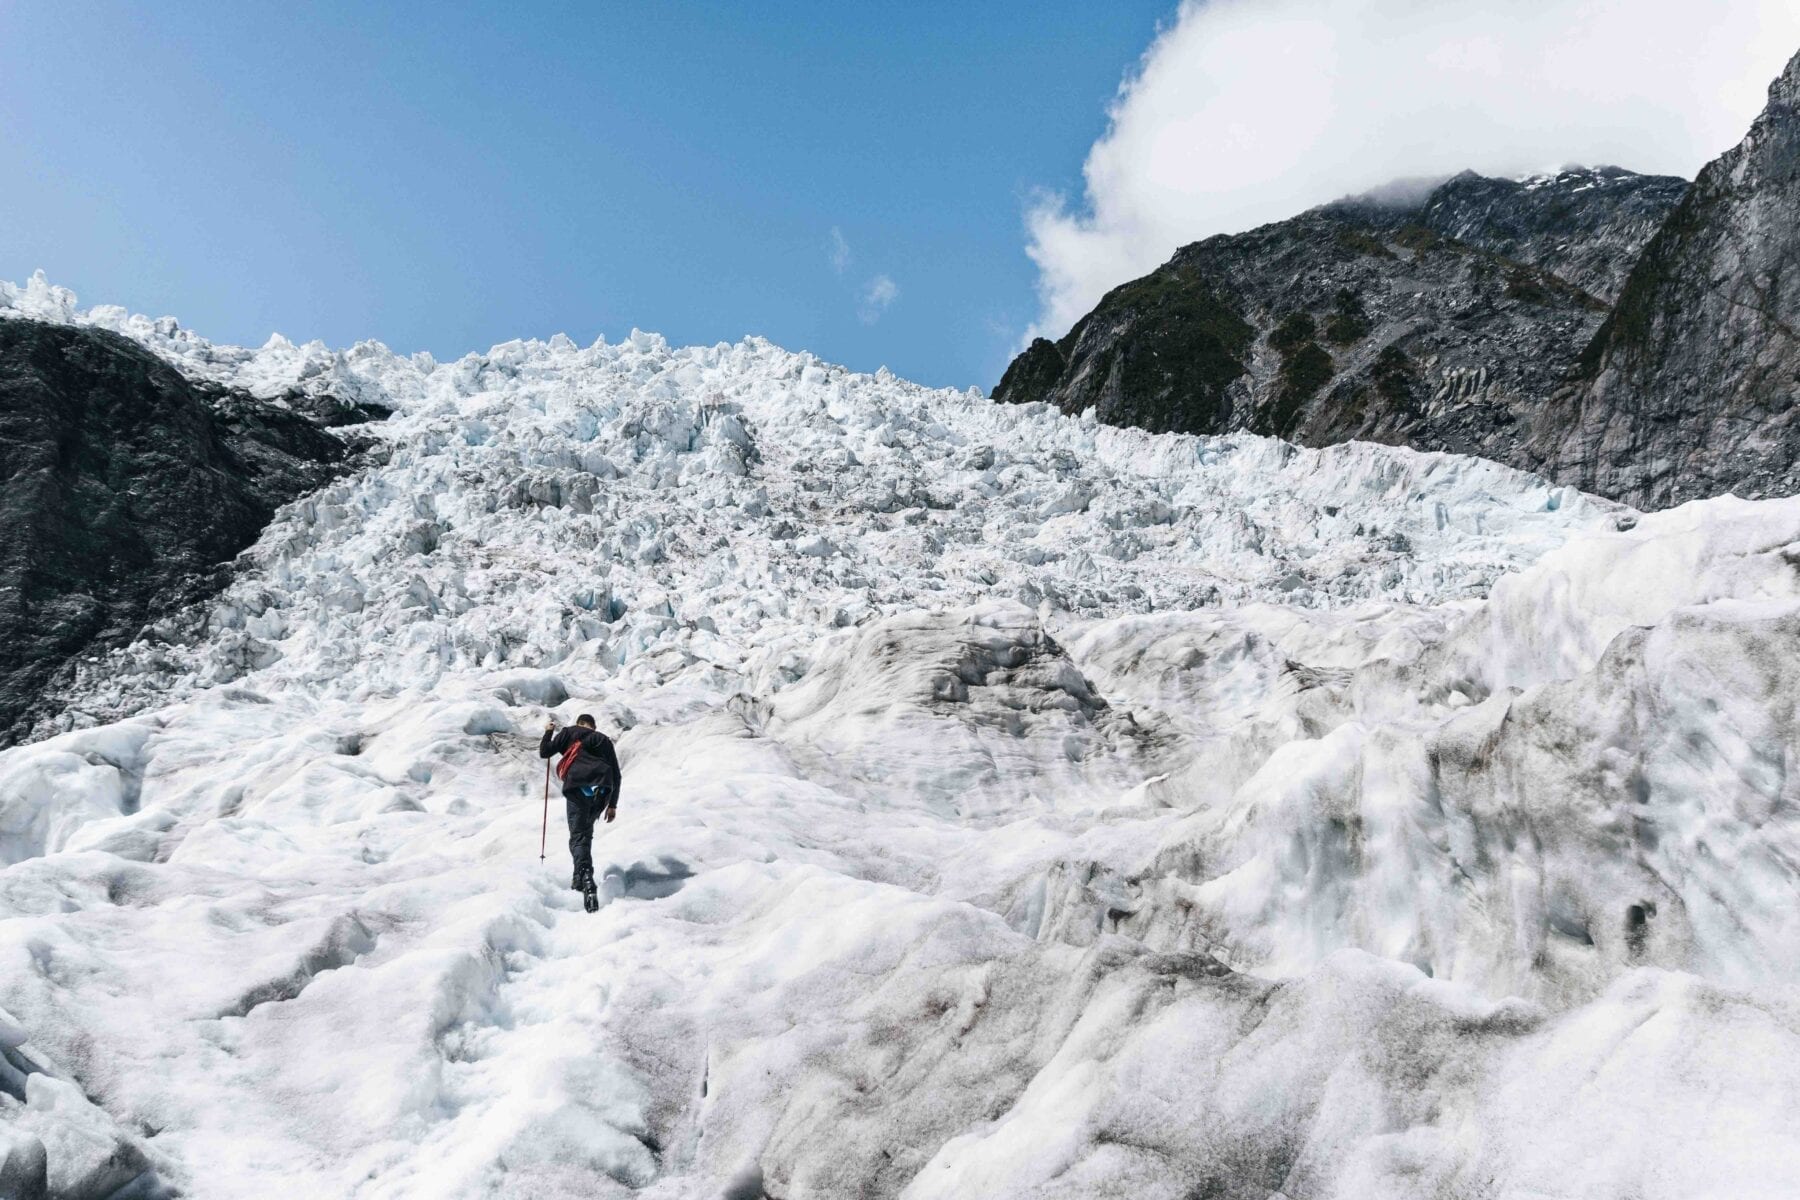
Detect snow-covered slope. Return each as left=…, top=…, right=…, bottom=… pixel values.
left=3, top=276, right=1799, bottom=1198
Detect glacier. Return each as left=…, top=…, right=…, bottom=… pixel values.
left=2, top=271, right=1798, bottom=1198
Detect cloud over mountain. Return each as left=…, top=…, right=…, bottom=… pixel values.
left=1025, top=0, right=1800, bottom=340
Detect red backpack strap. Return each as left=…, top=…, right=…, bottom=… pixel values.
left=556, top=738, right=581, bottom=780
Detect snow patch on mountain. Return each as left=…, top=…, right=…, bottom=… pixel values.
left=3, top=277, right=1799, bottom=1198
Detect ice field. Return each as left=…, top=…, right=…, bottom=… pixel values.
left=4, top=273, right=1800, bottom=1198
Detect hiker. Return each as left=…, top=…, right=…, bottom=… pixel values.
left=539, top=714, right=622, bottom=910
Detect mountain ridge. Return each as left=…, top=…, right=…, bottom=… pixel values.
left=998, top=48, right=1800, bottom=511
left=1537, top=48, right=1800, bottom=507
left=994, top=166, right=1670, bottom=465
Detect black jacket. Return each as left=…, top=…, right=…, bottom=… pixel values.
left=539, top=726, right=623, bottom=804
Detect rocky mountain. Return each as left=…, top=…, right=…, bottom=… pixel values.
left=994, top=167, right=1683, bottom=472
left=1419, top=167, right=1688, bottom=303
left=0, top=318, right=361, bottom=746
left=1538, top=48, right=1800, bottom=508
left=1001, top=46, right=1800, bottom=514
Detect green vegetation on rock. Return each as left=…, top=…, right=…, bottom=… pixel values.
left=992, top=338, right=1067, bottom=405
left=1269, top=311, right=1317, bottom=353
left=1323, top=290, right=1371, bottom=346
left=1267, top=313, right=1337, bottom=439
left=1372, top=344, right=1418, bottom=405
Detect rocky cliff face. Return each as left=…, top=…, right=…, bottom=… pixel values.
left=0, top=320, right=359, bottom=745
left=1419, top=166, right=1688, bottom=303
left=1540, top=49, right=1800, bottom=508
left=994, top=168, right=1685, bottom=476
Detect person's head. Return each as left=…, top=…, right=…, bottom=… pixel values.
left=576, top=714, right=597, bottom=730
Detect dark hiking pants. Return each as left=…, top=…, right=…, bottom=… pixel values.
left=565, top=784, right=610, bottom=883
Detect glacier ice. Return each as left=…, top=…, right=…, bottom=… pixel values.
left=2, top=277, right=1798, bottom=1197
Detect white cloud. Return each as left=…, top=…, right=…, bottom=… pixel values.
left=859, top=274, right=899, bottom=324
left=1025, top=0, right=1800, bottom=342
left=829, top=226, right=852, bottom=274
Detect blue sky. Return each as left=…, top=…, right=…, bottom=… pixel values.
left=0, top=3, right=1176, bottom=390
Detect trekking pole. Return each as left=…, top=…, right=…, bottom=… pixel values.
left=540, top=760, right=550, bottom=862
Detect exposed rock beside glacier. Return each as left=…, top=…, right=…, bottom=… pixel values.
left=990, top=166, right=1686, bottom=477
left=0, top=311, right=360, bottom=746
left=1419, top=166, right=1688, bottom=304
left=995, top=46, right=1800, bottom=513
left=1542, top=47, right=1800, bottom=508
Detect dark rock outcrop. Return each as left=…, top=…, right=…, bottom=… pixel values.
left=995, top=168, right=1685, bottom=468
left=1539, top=48, right=1800, bottom=508
left=1419, top=167, right=1688, bottom=303
left=997, top=265, right=1255, bottom=438
left=0, top=320, right=359, bottom=745
left=1000, top=55, right=1800, bottom=515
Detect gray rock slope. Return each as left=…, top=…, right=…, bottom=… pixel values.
left=1538, top=48, right=1800, bottom=508
left=1419, top=166, right=1688, bottom=304
left=999, top=49, right=1800, bottom=511
left=994, top=168, right=1684, bottom=478
left=0, top=320, right=360, bottom=746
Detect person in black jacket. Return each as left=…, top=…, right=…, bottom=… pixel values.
left=539, top=714, right=623, bottom=902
